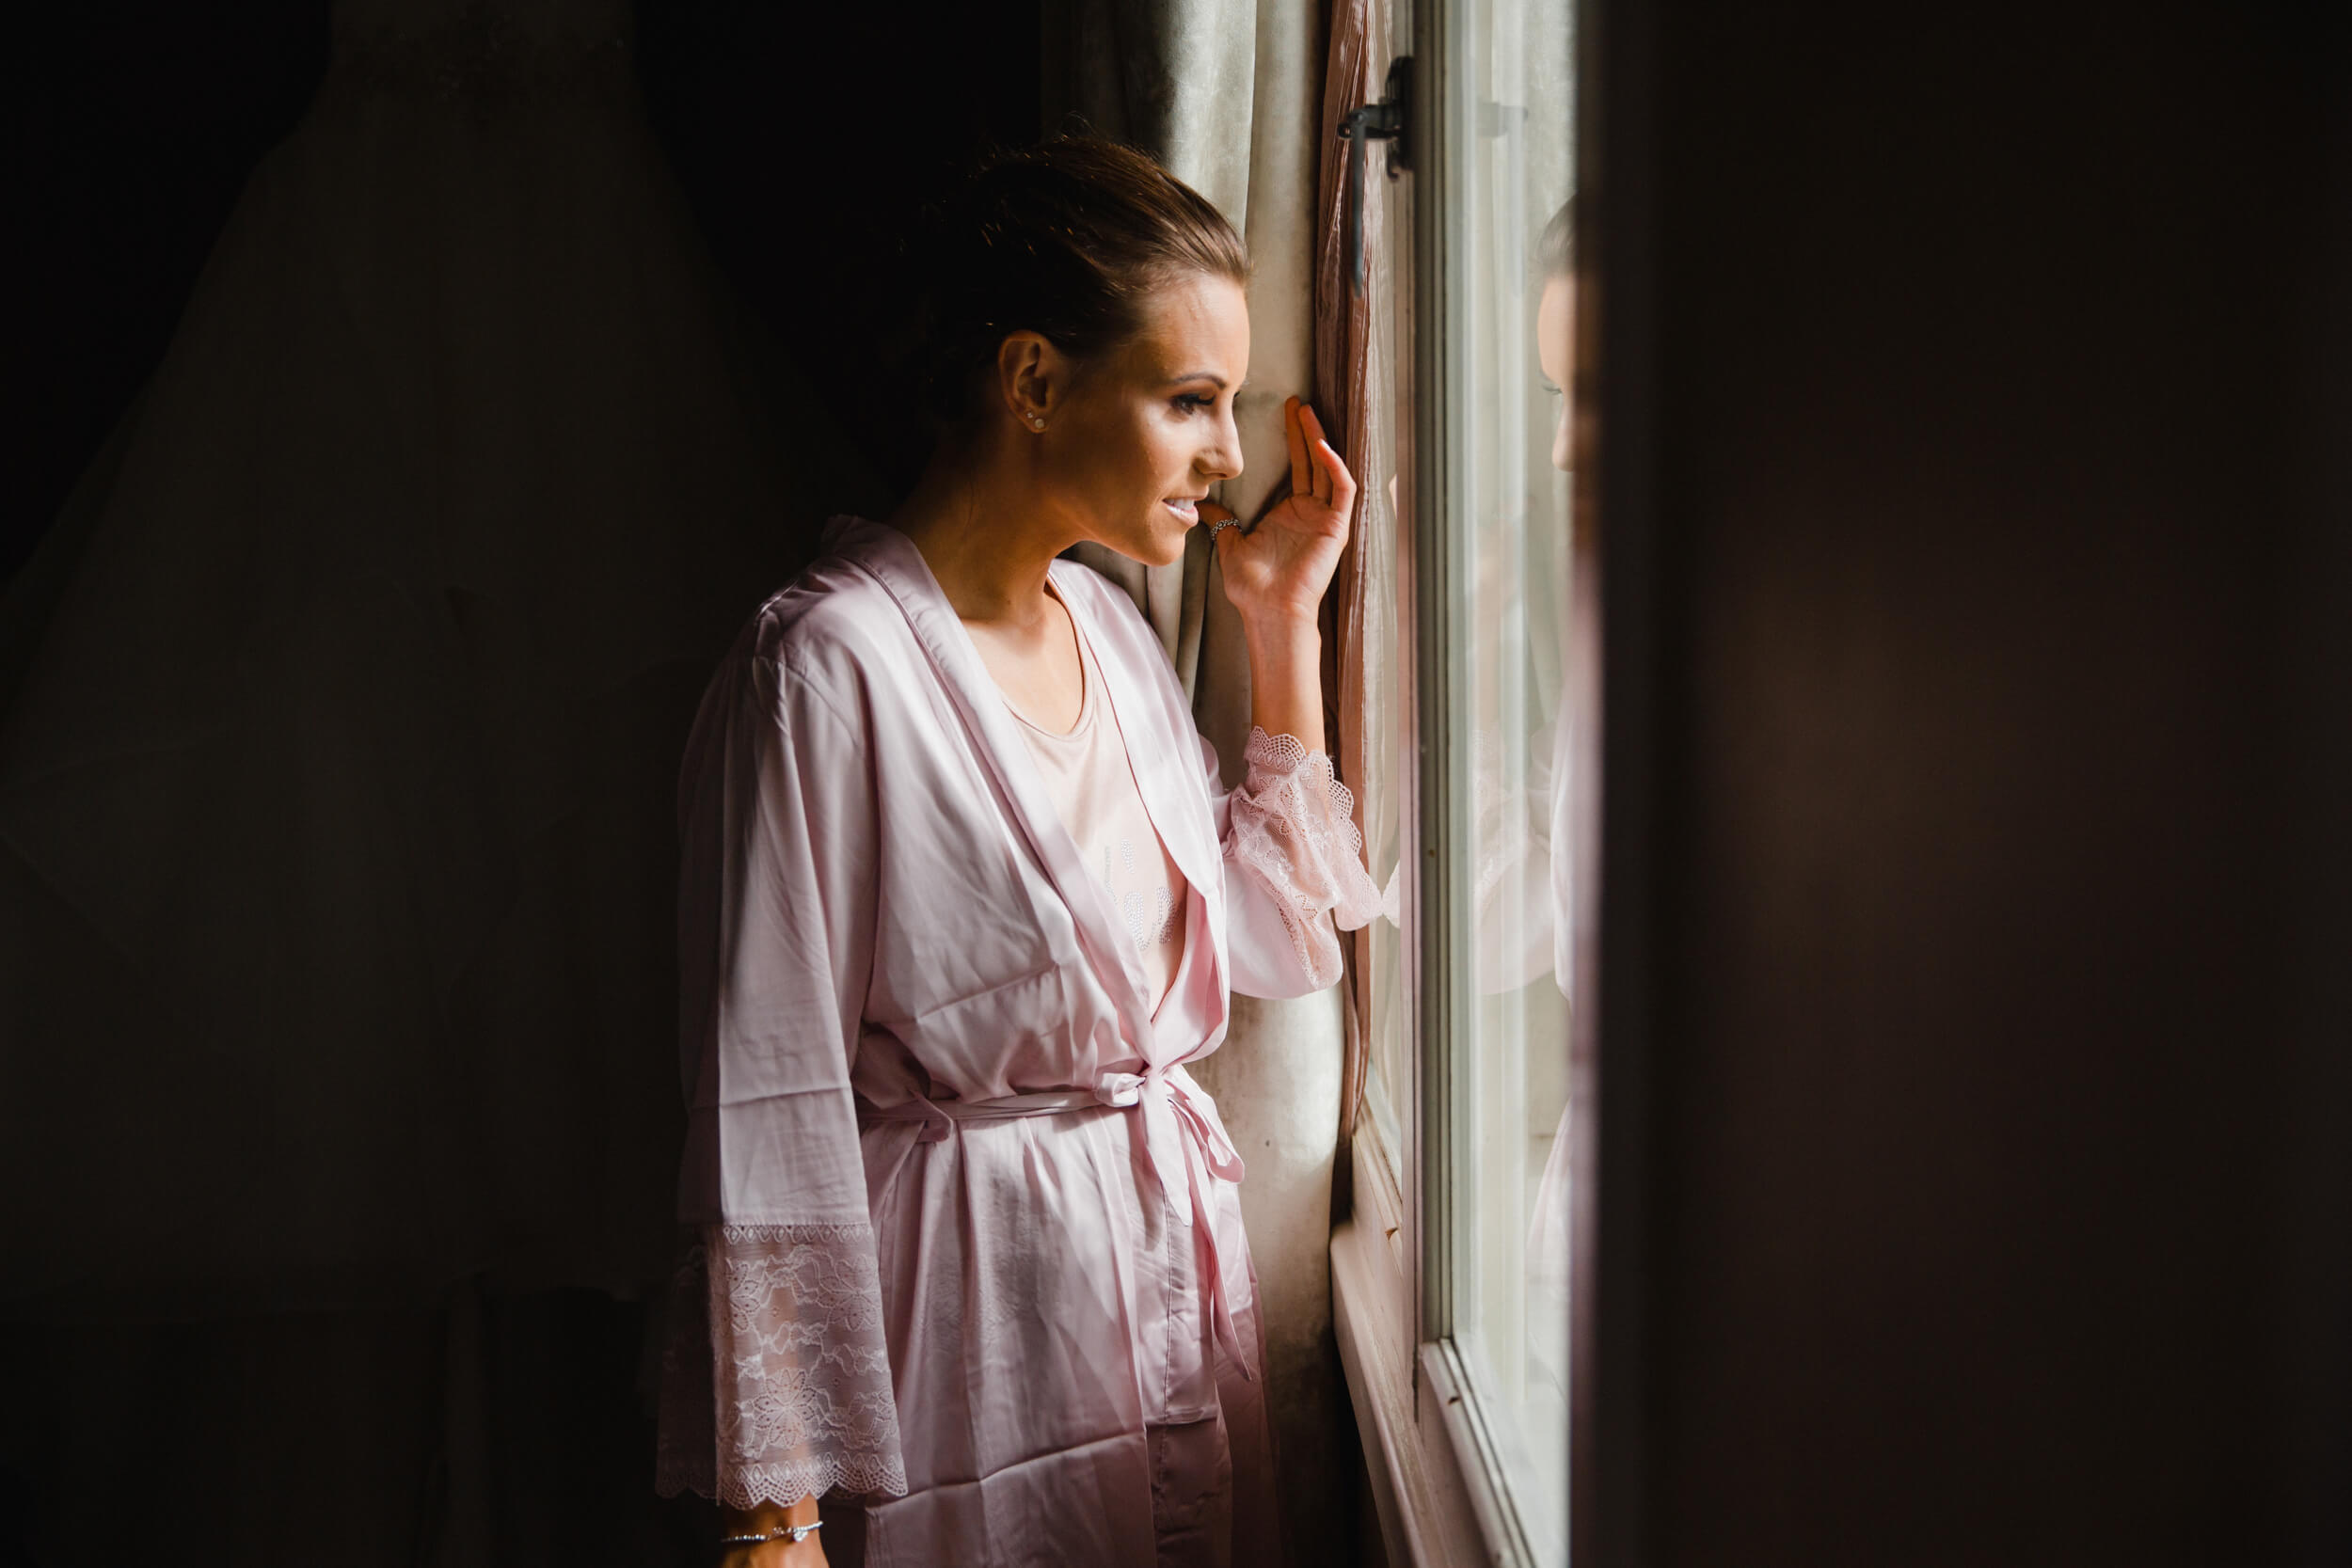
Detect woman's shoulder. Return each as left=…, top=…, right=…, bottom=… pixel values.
left=743, top=520, right=916, bottom=693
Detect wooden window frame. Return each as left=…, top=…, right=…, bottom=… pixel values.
left=1328, top=0, right=1605, bottom=1559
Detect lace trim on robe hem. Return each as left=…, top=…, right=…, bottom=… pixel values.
left=654, top=1223, right=911, bottom=1508
left=1226, top=727, right=1384, bottom=989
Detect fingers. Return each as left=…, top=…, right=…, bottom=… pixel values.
left=1297, top=404, right=1351, bottom=511
left=1209, top=513, right=1240, bottom=570
left=1296, top=400, right=1327, bottom=450
left=1295, top=404, right=1334, bottom=504
left=1284, top=396, right=1311, bottom=496
left=1301, top=402, right=1355, bottom=517
left=1317, top=437, right=1359, bottom=520
left=1199, top=500, right=1239, bottom=566
left=1278, top=398, right=1355, bottom=520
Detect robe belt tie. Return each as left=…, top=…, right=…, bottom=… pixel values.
left=857, top=1065, right=1255, bottom=1381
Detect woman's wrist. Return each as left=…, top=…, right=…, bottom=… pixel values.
left=1232, top=606, right=1327, bottom=657
left=1241, top=613, right=1326, bottom=753
left=721, top=1494, right=822, bottom=1532
left=1233, top=596, right=1322, bottom=642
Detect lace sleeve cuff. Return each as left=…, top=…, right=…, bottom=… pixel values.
left=1226, top=727, right=1384, bottom=989
left=655, top=1222, right=909, bottom=1509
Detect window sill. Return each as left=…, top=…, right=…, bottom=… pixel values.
left=1330, top=1117, right=1492, bottom=1567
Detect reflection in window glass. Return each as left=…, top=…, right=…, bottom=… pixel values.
left=1446, top=0, right=1575, bottom=1556
left=1354, top=28, right=1411, bottom=1179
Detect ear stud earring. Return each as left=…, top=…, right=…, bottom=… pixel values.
left=1028, top=415, right=1047, bottom=431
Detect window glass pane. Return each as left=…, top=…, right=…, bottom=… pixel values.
left=1442, top=0, right=1575, bottom=1554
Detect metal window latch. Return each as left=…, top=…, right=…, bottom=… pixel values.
left=1339, top=55, right=1413, bottom=296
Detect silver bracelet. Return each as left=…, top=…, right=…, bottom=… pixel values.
left=718, top=1519, right=821, bottom=1548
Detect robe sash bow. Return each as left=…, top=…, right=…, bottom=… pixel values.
left=857, top=1063, right=1254, bottom=1381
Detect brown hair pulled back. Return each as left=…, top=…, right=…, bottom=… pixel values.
left=913, top=135, right=1248, bottom=431
left=1537, top=196, right=1577, bottom=283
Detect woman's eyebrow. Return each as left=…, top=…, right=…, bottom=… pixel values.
left=1166, top=372, right=1232, bottom=388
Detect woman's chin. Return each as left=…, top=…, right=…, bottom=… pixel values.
left=1080, top=513, right=1193, bottom=569
left=1121, top=524, right=1193, bottom=569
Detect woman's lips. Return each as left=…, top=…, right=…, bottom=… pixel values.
left=1162, top=499, right=1200, bottom=525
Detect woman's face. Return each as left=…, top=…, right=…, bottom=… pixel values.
left=1019, top=271, right=1250, bottom=568
left=1537, top=275, right=1580, bottom=474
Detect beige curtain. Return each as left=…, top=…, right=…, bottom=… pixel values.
left=1042, top=7, right=1352, bottom=1564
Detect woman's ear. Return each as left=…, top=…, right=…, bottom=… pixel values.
left=997, top=331, right=1063, bottom=432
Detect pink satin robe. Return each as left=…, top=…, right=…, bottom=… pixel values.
left=656, top=518, right=1380, bottom=1566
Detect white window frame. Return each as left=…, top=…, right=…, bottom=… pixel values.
left=1328, top=0, right=1589, bottom=1560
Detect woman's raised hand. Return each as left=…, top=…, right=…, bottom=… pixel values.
left=1210, top=397, right=1357, bottom=628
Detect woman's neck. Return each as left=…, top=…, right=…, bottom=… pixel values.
left=891, top=440, right=1076, bottom=630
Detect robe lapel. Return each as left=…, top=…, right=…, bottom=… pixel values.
left=831, top=520, right=1159, bottom=1051
left=1051, top=562, right=1232, bottom=1044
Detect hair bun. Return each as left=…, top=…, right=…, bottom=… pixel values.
left=898, top=135, right=1248, bottom=433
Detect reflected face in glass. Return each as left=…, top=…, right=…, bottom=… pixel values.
left=1049, top=271, right=1249, bottom=569
left=1536, top=276, right=1577, bottom=475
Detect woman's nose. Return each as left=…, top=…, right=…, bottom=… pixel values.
left=1201, top=406, right=1245, bottom=483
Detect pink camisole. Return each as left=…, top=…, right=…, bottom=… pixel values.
left=1001, top=608, right=1191, bottom=1013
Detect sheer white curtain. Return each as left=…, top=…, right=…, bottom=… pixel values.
left=1044, top=6, right=1354, bottom=1561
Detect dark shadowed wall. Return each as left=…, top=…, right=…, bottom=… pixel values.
left=1588, top=1, right=2352, bottom=1562
left=6, top=0, right=1041, bottom=584
left=637, top=1, right=1043, bottom=497
left=6, top=2, right=328, bottom=578
left=0, top=4, right=1037, bottom=1562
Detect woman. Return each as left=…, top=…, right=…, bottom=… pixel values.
left=656, top=138, right=1381, bottom=1567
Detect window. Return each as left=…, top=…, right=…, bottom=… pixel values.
left=1333, top=0, right=1581, bottom=1560
left=1424, top=0, right=1579, bottom=1554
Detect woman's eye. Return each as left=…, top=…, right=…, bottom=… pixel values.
left=1174, top=393, right=1215, bottom=413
